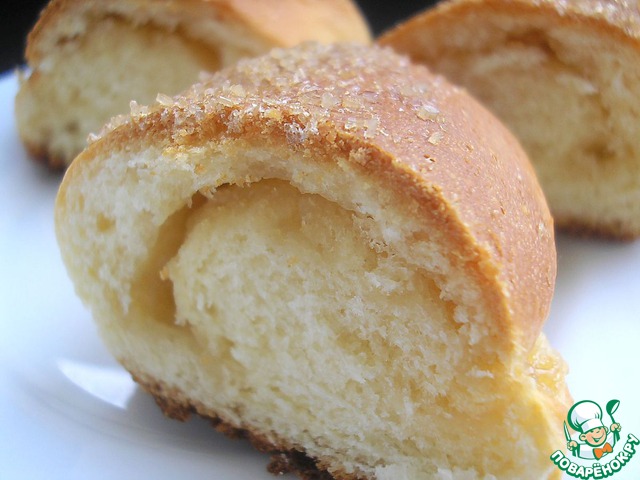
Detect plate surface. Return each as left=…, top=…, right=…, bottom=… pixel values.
left=1, top=72, right=639, bottom=479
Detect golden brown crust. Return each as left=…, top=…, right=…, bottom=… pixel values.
left=133, top=372, right=364, bottom=480
left=210, top=0, right=372, bottom=47
left=62, top=42, right=555, bottom=353
left=378, top=0, right=640, bottom=90
left=528, top=0, right=640, bottom=41
left=25, top=0, right=371, bottom=65
left=380, top=0, right=640, bottom=50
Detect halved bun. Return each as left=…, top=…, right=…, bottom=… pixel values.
left=380, top=0, right=640, bottom=239
left=56, top=42, right=570, bottom=479
left=15, top=0, right=371, bottom=168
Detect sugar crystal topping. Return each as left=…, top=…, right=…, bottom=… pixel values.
left=416, top=103, right=440, bottom=121
left=428, top=131, right=445, bottom=145
left=162, top=43, right=448, bottom=146
left=156, top=93, right=174, bottom=107
left=321, top=92, right=340, bottom=109
left=94, top=44, right=456, bottom=157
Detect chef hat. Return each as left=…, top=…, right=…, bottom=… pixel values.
left=568, top=400, right=605, bottom=433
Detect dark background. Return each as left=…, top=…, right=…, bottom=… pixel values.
left=1, top=0, right=436, bottom=73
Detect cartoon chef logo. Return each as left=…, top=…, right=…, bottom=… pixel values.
left=566, top=400, right=621, bottom=460
left=550, top=398, right=639, bottom=479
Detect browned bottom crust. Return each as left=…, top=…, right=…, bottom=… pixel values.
left=22, top=140, right=68, bottom=171
left=131, top=372, right=367, bottom=480
left=556, top=218, right=639, bottom=241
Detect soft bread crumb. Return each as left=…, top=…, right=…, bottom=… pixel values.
left=16, top=18, right=222, bottom=167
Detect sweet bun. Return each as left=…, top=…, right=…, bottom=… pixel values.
left=55, top=42, right=570, bottom=479
left=15, top=0, right=371, bottom=169
left=379, top=0, right=640, bottom=239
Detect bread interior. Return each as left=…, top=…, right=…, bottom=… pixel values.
left=395, top=9, right=640, bottom=235
left=17, top=17, right=221, bottom=164
left=96, top=175, right=561, bottom=478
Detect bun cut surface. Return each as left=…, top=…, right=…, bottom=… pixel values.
left=15, top=0, right=371, bottom=168
left=380, top=0, right=640, bottom=239
left=56, top=42, right=570, bottom=479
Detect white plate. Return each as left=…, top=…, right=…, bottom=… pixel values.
left=1, top=72, right=639, bottom=479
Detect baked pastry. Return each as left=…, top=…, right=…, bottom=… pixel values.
left=15, top=0, right=371, bottom=169
left=379, top=0, right=640, bottom=239
left=55, top=42, right=570, bottom=479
